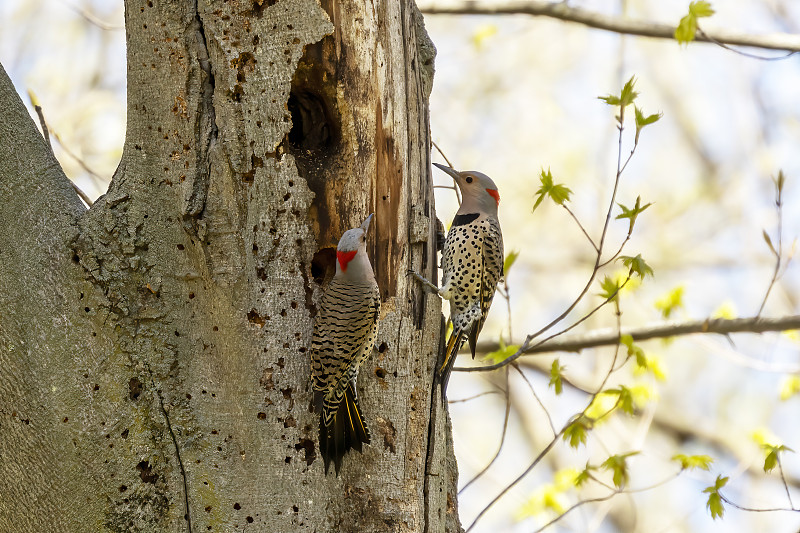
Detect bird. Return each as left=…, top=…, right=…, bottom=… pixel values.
left=411, top=163, right=503, bottom=393
left=310, top=214, right=380, bottom=475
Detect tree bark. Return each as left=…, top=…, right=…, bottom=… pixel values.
left=0, top=1, right=459, bottom=532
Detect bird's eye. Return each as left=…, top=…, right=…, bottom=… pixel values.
left=465, top=176, right=473, bottom=184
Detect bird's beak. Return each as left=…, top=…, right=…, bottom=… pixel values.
left=433, top=163, right=461, bottom=181
left=360, top=213, right=374, bottom=233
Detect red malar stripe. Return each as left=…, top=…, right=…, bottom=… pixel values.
left=486, top=188, right=500, bottom=205
left=337, top=250, right=358, bottom=271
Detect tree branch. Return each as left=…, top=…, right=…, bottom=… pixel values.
left=418, top=1, right=800, bottom=53
left=470, top=315, right=800, bottom=360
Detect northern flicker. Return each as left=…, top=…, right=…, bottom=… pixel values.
left=411, top=164, right=503, bottom=390
left=311, top=214, right=380, bottom=475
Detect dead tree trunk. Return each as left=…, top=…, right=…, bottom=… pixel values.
left=0, top=0, right=460, bottom=531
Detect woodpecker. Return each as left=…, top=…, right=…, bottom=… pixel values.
left=311, top=214, right=380, bottom=475
left=411, top=164, right=503, bottom=391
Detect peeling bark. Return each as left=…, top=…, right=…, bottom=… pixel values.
left=0, top=0, right=459, bottom=532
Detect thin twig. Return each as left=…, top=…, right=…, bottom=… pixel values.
left=718, top=491, right=798, bottom=513
left=757, top=175, right=784, bottom=317
left=511, top=363, right=555, bottom=436
left=455, top=276, right=630, bottom=372
left=563, top=204, right=598, bottom=252
left=470, top=314, right=800, bottom=358
left=418, top=1, right=800, bottom=53
left=697, top=27, right=797, bottom=61
left=63, top=1, right=124, bottom=30
left=466, top=328, right=626, bottom=531
left=459, top=366, right=511, bottom=494
left=778, top=457, right=795, bottom=510
left=31, top=102, right=94, bottom=207
left=431, top=140, right=461, bottom=204
left=447, top=390, right=501, bottom=404
left=33, top=105, right=53, bottom=153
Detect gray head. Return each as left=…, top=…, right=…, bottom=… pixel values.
left=335, top=214, right=375, bottom=280
left=433, top=163, right=500, bottom=216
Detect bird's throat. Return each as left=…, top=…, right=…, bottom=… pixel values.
left=337, top=250, right=358, bottom=271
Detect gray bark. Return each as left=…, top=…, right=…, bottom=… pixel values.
left=0, top=1, right=460, bottom=532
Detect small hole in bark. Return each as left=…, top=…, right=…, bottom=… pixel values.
left=129, top=377, right=143, bottom=401
left=247, top=516, right=254, bottom=523
left=136, top=460, right=158, bottom=484
left=378, top=342, right=388, bottom=353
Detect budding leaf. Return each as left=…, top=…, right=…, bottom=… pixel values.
left=599, top=276, right=622, bottom=302
left=620, top=254, right=654, bottom=279
left=533, top=168, right=573, bottom=212
left=607, top=386, right=635, bottom=415
left=690, top=0, right=715, bottom=17
left=503, top=250, right=520, bottom=276
left=563, top=415, right=592, bottom=449
left=703, top=475, right=728, bottom=520
left=762, top=444, right=794, bottom=473
left=672, top=454, right=714, bottom=471
left=779, top=375, right=800, bottom=401
left=675, top=1, right=715, bottom=45
left=616, top=196, right=652, bottom=234
left=549, top=359, right=565, bottom=395
left=655, top=286, right=684, bottom=319
left=575, top=463, right=595, bottom=487
left=601, top=452, right=638, bottom=488
left=634, top=106, right=662, bottom=143
left=762, top=229, right=777, bottom=257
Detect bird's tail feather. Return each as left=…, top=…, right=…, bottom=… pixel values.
left=319, top=383, right=371, bottom=475
left=436, top=328, right=464, bottom=401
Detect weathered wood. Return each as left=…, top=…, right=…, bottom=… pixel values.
left=0, top=0, right=459, bottom=531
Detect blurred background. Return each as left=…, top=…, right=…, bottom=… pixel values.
left=2, top=1, right=799, bottom=531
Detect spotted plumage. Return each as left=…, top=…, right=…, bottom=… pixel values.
left=310, top=214, right=380, bottom=474
left=422, top=164, right=504, bottom=392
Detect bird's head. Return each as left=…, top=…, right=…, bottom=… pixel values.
left=433, top=163, right=500, bottom=215
left=335, top=214, right=375, bottom=279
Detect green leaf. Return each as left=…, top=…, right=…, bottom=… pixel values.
left=503, top=250, right=520, bottom=276
left=690, top=1, right=715, bottom=17
left=563, top=415, right=592, bottom=449
left=598, top=275, right=622, bottom=302
left=549, top=359, right=565, bottom=395
left=619, top=76, right=638, bottom=108
left=533, top=168, right=573, bottom=213
left=620, top=333, right=647, bottom=368
left=780, top=375, right=800, bottom=401
left=675, top=2, right=715, bottom=45
left=762, top=444, right=794, bottom=473
left=672, top=454, right=714, bottom=471
left=619, top=254, right=654, bottom=279
left=575, top=463, right=595, bottom=487
left=607, top=386, right=635, bottom=415
left=674, top=14, right=696, bottom=45
left=598, top=76, right=638, bottom=121
left=601, top=452, right=638, bottom=488
left=703, top=475, right=728, bottom=520
left=655, top=286, right=684, bottom=319
left=634, top=106, right=662, bottom=143
left=485, top=343, right=520, bottom=364
left=616, top=196, right=652, bottom=234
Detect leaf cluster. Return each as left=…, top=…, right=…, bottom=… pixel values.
left=675, top=1, right=715, bottom=45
